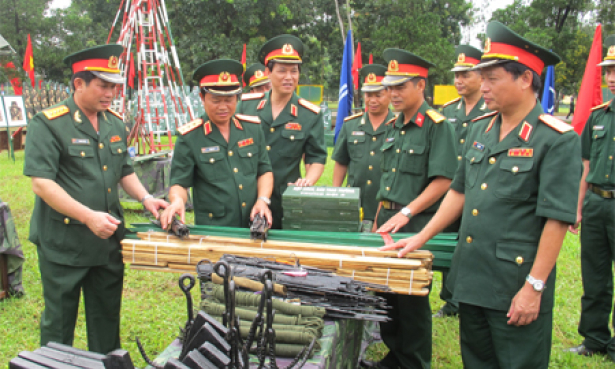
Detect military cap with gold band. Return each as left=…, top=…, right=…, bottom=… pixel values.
left=598, top=35, right=615, bottom=67
left=476, top=21, right=560, bottom=75
left=451, top=45, right=482, bottom=72
left=243, top=63, right=270, bottom=88
left=63, top=44, right=125, bottom=84
left=258, top=34, right=304, bottom=66
left=193, top=59, right=243, bottom=96
left=382, top=48, right=435, bottom=86
left=360, top=64, right=387, bottom=92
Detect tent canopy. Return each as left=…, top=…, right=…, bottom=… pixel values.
left=0, top=34, right=16, bottom=55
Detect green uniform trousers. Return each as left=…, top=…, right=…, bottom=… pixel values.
left=579, top=190, right=615, bottom=359
left=377, top=208, right=433, bottom=369
left=438, top=271, right=458, bottom=314
left=38, top=247, right=124, bottom=354
left=459, top=303, right=552, bottom=369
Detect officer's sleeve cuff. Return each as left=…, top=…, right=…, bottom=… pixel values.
left=170, top=179, right=192, bottom=189
left=304, top=157, right=327, bottom=165
left=535, top=206, right=576, bottom=225
left=450, top=180, right=465, bottom=194
left=23, top=169, right=56, bottom=180
left=428, top=167, right=456, bottom=180
left=121, top=167, right=135, bottom=178
left=331, top=155, right=350, bottom=166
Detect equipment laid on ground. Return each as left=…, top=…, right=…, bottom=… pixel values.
left=9, top=342, right=136, bottom=369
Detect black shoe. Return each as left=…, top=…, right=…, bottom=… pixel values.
left=566, top=344, right=605, bottom=356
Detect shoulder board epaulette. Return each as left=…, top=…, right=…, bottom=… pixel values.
left=472, top=111, right=498, bottom=122
left=106, top=108, right=123, bottom=120
left=177, top=118, right=204, bottom=135
left=591, top=101, right=610, bottom=112
left=442, top=97, right=461, bottom=108
left=385, top=117, right=397, bottom=125
left=344, top=112, right=363, bottom=122
left=298, top=98, right=321, bottom=114
left=241, top=92, right=264, bottom=101
left=235, top=114, right=261, bottom=124
left=42, top=105, right=69, bottom=120
left=426, top=109, right=445, bottom=124
left=539, top=114, right=573, bottom=133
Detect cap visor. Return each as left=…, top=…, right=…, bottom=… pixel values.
left=361, top=85, right=385, bottom=92
left=91, top=71, right=124, bottom=84
left=598, top=60, right=615, bottom=67
left=474, top=59, right=508, bottom=70
left=203, top=87, right=242, bottom=96
left=270, top=59, right=302, bottom=64
left=250, top=79, right=270, bottom=88
left=451, top=66, right=474, bottom=72
left=382, top=75, right=412, bottom=86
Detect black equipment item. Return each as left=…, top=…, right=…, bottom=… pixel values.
left=163, top=358, right=192, bottom=369
left=8, top=357, right=48, bottom=369
left=198, top=342, right=231, bottom=369
left=250, top=213, right=269, bottom=241
left=181, top=350, right=217, bottom=369
left=102, top=349, right=136, bottom=369
left=33, top=347, right=105, bottom=369
left=151, top=216, right=190, bottom=239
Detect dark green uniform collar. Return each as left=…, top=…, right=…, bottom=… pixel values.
left=357, top=110, right=395, bottom=135
left=458, top=96, right=488, bottom=114
left=394, top=101, right=430, bottom=128
left=65, top=95, right=112, bottom=140
left=261, top=91, right=302, bottom=127
left=485, top=102, right=543, bottom=154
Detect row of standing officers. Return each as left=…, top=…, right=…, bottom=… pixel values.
left=21, top=19, right=615, bottom=369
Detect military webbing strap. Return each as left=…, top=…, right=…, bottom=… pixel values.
left=249, top=343, right=316, bottom=358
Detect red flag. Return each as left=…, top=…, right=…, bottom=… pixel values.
left=38, top=79, right=43, bottom=89
left=22, top=34, right=35, bottom=88
left=369, top=54, right=373, bottom=64
left=352, top=42, right=362, bottom=90
left=572, top=24, right=603, bottom=134
left=128, top=52, right=135, bottom=89
left=1, top=62, right=22, bottom=95
left=241, top=43, right=247, bottom=87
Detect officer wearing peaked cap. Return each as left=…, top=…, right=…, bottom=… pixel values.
left=332, top=64, right=395, bottom=224
left=24, top=45, right=168, bottom=353
left=567, top=34, right=615, bottom=362
left=162, top=59, right=273, bottom=230
left=244, top=63, right=271, bottom=94
left=383, top=21, right=581, bottom=369
left=371, top=48, right=458, bottom=369
left=236, top=35, right=327, bottom=229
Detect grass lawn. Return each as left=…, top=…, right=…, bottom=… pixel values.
left=0, top=145, right=613, bottom=368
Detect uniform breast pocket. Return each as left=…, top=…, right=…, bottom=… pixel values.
left=347, top=135, right=366, bottom=159
left=494, top=241, right=536, bottom=298
left=237, top=145, right=258, bottom=175
left=464, top=150, right=484, bottom=188
left=380, top=140, right=395, bottom=170
left=109, top=142, right=127, bottom=175
left=495, top=157, right=535, bottom=201
left=67, top=146, right=95, bottom=174
left=198, top=151, right=226, bottom=181
left=590, top=129, right=607, bottom=160
left=399, top=144, right=426, bottom=175
left=280, top=130, right=305, bottom=158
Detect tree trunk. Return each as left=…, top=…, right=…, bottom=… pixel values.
left=334, top=0, right=345, bottom=42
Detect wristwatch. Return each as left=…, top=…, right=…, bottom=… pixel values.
left=526, top=275, right=546, bottom=292
left=258, top=196, right=271, bottom=205
left=400, top=207, right=412, bottom=218
left=140, top=194, right=153, bottom=204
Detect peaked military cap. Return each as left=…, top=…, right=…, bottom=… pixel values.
left=598, top=35, right=615, bottom=67
left=451, top=45, right=482, bottom=72
left=382, top=48, right=435, bottom=86
left=63, top=44, right=124, bottom=84
left=360, top=64, right=387, bottom=92
left=259, top=34, right=304, bottom=66
left=476, top=21, right=560, bottom=75
left=244, top=63, right=270, bottom=87
left=193, top=59, right=243, bottom=96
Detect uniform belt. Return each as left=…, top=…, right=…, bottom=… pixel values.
left=590, top=185, right=615, bottom=199
left=381, top=200, right=405, bottom=210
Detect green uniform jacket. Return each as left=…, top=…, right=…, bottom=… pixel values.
left=377, top=101, right=458, bottom=213
left=581, top=99, right=615, bottom=185
left=237, top=92, right=327, bottom=225
left=24, top=96, right=133, bottom=267
left=441, top=96, right=490, bottom=160
left=169, top=114, right=272, bottom=227
left=448, top=103, right=581, bottom=313
left=332, top=110, right=396, bottom=221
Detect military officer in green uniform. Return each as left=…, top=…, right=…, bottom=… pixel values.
left=244, top=63, right=271, bottom=94
left=567, top=35, right=615, bottom=362
left=23, top=45, right=168, bottom=353
left=161, top=60, right=273, bottom=229
left=332, top=64, right=394, bottom=225
left=435, top=45, right=490, bottom=318
left=236, top=35, right=327, bottom=229
left=371, top=49, right=457, bottom=369
left=383, top=22, right=581, bottom=369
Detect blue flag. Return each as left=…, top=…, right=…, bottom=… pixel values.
left=541, top=64, right=555, bottom=115
left=334, top=30, right=354, bottom=143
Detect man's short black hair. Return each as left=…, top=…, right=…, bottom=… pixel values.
left=266, top=61, right=301, bottom=73
left=70, top=71, right=96, bottom=91
left=501, top=61, right=541, bottom=94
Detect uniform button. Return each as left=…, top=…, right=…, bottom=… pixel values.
left=610, top=156, right=613, bottom=160
left=354, top=139, right=358, bottom=144
left=472, top=209, right=478, bottom=216
left=512, top=166, right=519, bottom=173
left=460, top=139, right=465, bottom=144
left=209, top=213, right=213, bottom=218
left=117, top=148, right=122, bottom=154
left=386, top=186, right=390, bottom=191
left=392, top=168, right=396, bottom=173
left=239, top=184, right=243, bottom=190
left=103, top=165, right=108, bottom=171
left=367, top=180, right=372, bottom=185
left=516, top=256, right=524, bottom=265
left=466, top=236, right=473, bottom=243
left=266, top=146, right=271, bottom=151
left=462, top=123, right=468, bottom=128
left=458, top=156, right=462, bottom=161
left=612, top=137, right=615, bottom=141
left=368, top=165, right=373, bottom=170
left=401, top=131, right=406, bottom=135
left=99, top=143, right=104, bottom=149
left=234, top=168, right=238, bottom=173
left=248, top=152, right=253, bottom=157
left=396, top=149, right=400, bottom=153
left=489, top=157, right=496, bottom=164
left=290, top=135, right=295, bottom=141
left=228, top=150, right=233, bottom=156
left=108, top=188, right=111, bottom=193
left=372, top=137, right=377, bottom=141
left=607, top=174, right=610, bottom=178
left=370, top=151, right=375, bottom=156
left=270, top=128, right=275, bottom=133
left=210, top=158, right=215, bottom=163
left=80, top=151, right=85, bottom=157
left=64, top=217, right=70, bottom=224
left=242, top=202, right=246, bottom=207
left=409, top=149, right=414, bottom=154
left=481, top=183, right=488, bottom=190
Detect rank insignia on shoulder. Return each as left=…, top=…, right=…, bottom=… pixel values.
left=107, top=108, right=123, bottom=120
left=177, top=118, right=204, bottom=135
left=519, top=121, right=533, bottom=141
left=257, top=100, right=267, bottom=110
left=110, top=135, right=122, bottom=143
left=442, top=97, right=461, bottom=108
left=43, top=105, right=69, bottom=120
left=238, top=138, right=254, bottom=148
left=235, top=114, right=261, bottom=124
left=344, top=112, right=363, bottom=122
left=472, top=141, right=485, bottom=151
left=473, top=111, right=498, bottom=122
left=352, top=131, right=365, bottom=136
left=508, top=148, right=533, bottom=157
left=285, top=122, right=302, bottom=131
left=202, top=146, right=220, bottom=153
left=242, top=92, right=264, bottom=101
left=591, top=101, right=611, bottom=111
left=539, top=114, right=573, bottom=134
left=71, top=138, right=90, bottom=145
left=298, top=98, right=321, bottom=114
left=386, top=137, right=395, bottom=143
left=291, top=104, right=298, bottom=117
left=593, top=125, right=604, bottom=131
left=426, top=109, right=445, bottom=124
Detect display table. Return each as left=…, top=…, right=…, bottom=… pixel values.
left=148, top=319, right=364, bottom=369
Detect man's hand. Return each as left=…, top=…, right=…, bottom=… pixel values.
left=506, top=284, right=542, bottom=326
left=84, top=211, right=121, bottom=239
left=143, top=197, right=169, bottom=219
left=379, top=234, right=427, bottom=258
left=290, top=178, right=313, bottom=187
left=568, top=212, right=582, bottom=235
left=160, top=199, right=186, bottom=230
left=376, top=212, right=410, bottom=234
left=250, top=199, right=273, bottom=227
